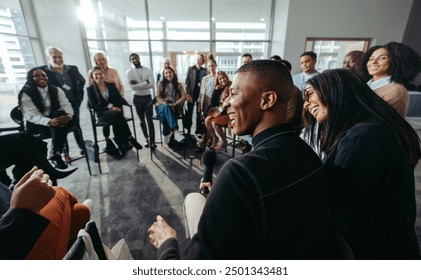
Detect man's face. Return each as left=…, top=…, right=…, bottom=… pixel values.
left=242, top=56, right=252, bottom=65
left=196, top=55, right=204, bottom=66
left=49, top=51, right=64, bottom=68
left=226, top=72, right=262, bottom=136
left=300, top=55, right=316, bottom=74
left=130, top=55, right=141, bottom=67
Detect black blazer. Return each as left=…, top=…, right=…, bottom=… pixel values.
left=0, top=207, right=49, bottom=259
left=42, top=65, right=86, bottom=104
left=87, top=82, right=129, bottom=116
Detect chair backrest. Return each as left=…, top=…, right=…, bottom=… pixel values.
left=10, top=106, right=24, bottom=129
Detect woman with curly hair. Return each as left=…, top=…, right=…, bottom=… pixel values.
left=202, top=71, right=232, bottom=151
left=303, top=69, right=421, bottom=259
left=360, top=42, right=421, bottom=117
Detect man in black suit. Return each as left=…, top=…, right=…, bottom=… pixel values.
left=41, top=46, right=86, bottom=156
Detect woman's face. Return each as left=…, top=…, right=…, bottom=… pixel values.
left=95, top=54, right=109, bottom=69
left=207, top=61, right=217, bottom=74
left=343, top=55, right=356, bottom=70
left=303, top=85, right=328, bottom=124
left=164, top=68, right=174, bottom=81
left=218, top=74, right=228, bottom=87
left=92, top=69, right=105, bottom=84
left=366, top=47, right=390, bottom=80
left=32, top=69, right=48, bottom=88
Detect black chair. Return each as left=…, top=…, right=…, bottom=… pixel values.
left=88, top=104, right=140, bottom=174
left=9, top=106, right=92, bottom=175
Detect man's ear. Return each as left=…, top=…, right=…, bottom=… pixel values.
left=260, top=91, right=277, bottom=110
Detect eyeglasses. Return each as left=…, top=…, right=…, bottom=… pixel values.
left=33, top=74, right=47, bottom=78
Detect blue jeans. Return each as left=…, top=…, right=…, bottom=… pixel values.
left=156, top=104, right=178, bottom=136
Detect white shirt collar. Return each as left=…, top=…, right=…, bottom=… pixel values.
left=37, top=86, right=49, bottom=94
left=367, top=76, right=391, bottom=91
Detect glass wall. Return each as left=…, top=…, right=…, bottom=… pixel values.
left=79, top=0, right=273, bottom=89
left=0, top=0, right=41, bottom=127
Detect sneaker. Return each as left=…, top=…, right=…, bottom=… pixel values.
left=49, top=154, right=68, bottom=170
left=163, top=134, right=171, bottom=144
left=150, top=143, right=157, bottom=150
left=144, top=141, right=150, bottom=148
left=173, top=131, right=185, bottom=143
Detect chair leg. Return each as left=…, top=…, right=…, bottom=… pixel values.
left=76, top=126, right=92, bottom=176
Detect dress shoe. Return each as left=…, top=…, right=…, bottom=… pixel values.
left=129, top=137, right=143, bottom=150
left=49, top=167, right=78, bottom=180
left=49, top=154, right=68, bottom=170
left=150, top=143, right=157, bottom=150
left=104, top=138, right=115, bottom=152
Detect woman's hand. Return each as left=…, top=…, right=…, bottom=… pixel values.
left=111, top=106, right=122, bottom=112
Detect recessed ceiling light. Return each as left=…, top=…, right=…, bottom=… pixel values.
left=160, top=16, right=165, bottom=20
left=211, top=17, right=215, bottom=21
left=260, top=18, right=264, bottom=21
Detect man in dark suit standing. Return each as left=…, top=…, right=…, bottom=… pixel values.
left=41, top=46, right=86, bottom=157
left=184, top=54, right=207, bottom=137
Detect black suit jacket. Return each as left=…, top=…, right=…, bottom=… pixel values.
left=42, top=65, right=86, bottom=104
left=87, top=82, right=129, bottom=116
left=0, top=207, right=49, bottom=259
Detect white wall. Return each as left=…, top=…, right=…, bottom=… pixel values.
left=32, top=0, right=89, bottom=79
left=273, top=0, right=413, bottom=74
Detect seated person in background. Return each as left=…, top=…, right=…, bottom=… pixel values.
left=0, top=167, right=90, bottom=259
left=18, top=67, right=74, bottom=170
left=342, top=50, right=364, bottom=79
left=148, top=60, right=330, bottom=260
left=303, top=69, right=421, bottom=259
left=0, top=132, right=77, bottom=190
left=203, top=71, right=232, bottom=151
left=360, top=42, right=421, bottom=117
left=155, top=66, right=186, bottom=144
left=41, top=46, right=86, bottom=157
left=87, top=66, right=142, bottom=155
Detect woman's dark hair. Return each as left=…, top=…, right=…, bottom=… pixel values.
left=303, top=69, right=420, bottom=167
left=360, top=42, right=421, bottom=87
left=159, top=66, right=180, bottom=99
left=18, top=67, right=48, bottom=111
left=89, top=66, right=105, bottom=105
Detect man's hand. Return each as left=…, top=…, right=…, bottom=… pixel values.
left=10, top=166, right=55, bottom=213
left=199, top=180, right=213, bottom=194
left=130, top=80, right=137, bottom=85
left=148, top=215, right=177, bottom=249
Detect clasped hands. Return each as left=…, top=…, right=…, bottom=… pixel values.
left=49, top=115, right=71, bottom=127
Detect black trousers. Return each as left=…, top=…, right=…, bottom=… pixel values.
left=133, top=95, right=155, bottom=143
left=97, top=109, right=132, bottom=145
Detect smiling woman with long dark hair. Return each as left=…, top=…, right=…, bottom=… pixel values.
left=303, top=69, right=421, bottom=259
